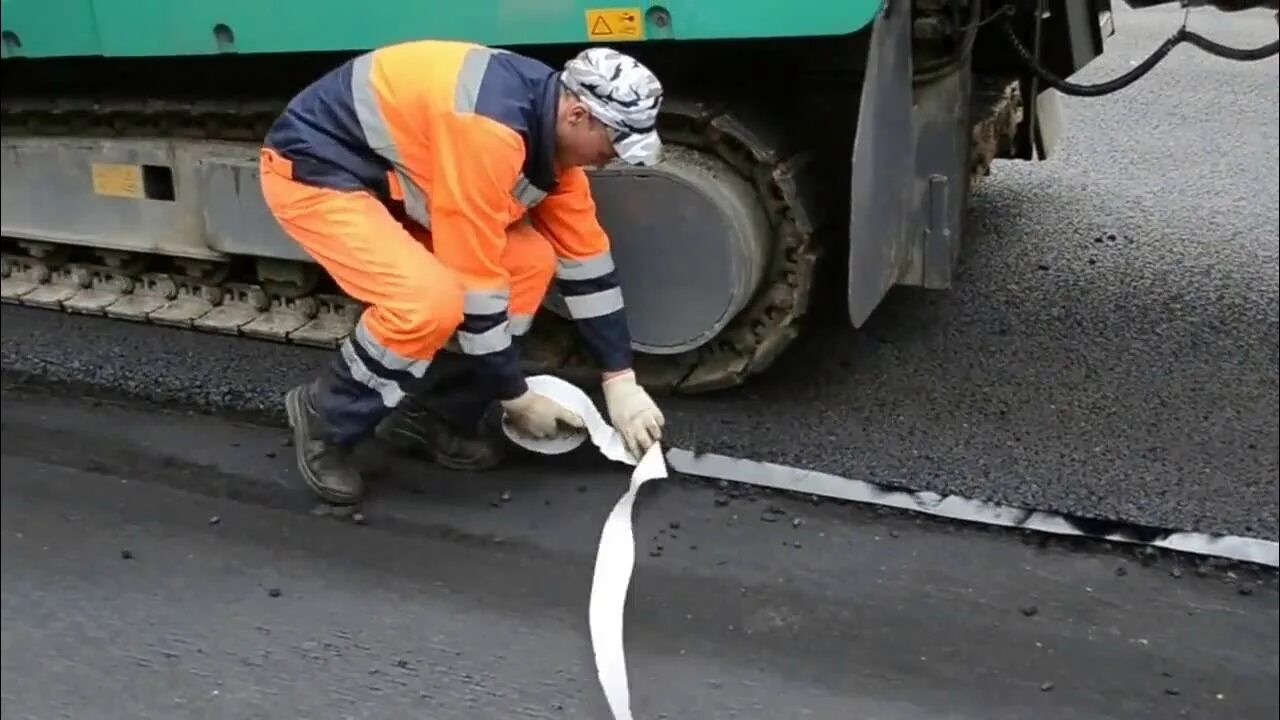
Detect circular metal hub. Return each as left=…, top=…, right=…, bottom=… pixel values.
left=546, top=145, right=773, bottom=355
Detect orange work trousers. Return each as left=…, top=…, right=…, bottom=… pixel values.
left=258, top=148, right=554, bottom=362
left=258, top=148, right=554, bottom=443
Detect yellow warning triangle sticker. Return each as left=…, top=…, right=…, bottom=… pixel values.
left=590, top=15, right=613, bottom=36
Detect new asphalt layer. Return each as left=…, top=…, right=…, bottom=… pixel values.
left=2, top=386, right=1277, bottom=719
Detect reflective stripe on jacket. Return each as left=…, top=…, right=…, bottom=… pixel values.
left=264, top=39, right=634, bottom=393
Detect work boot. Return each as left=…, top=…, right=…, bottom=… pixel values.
left=375, top=348, right=507, bottom=471
left=376, top=398, right=507, bottom=471
left=285, top=383, right=366, bottom=504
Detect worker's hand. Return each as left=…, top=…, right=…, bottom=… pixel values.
left=501, top=390, right=586, bottom=440
left=602, top=370, right=665, bottom=460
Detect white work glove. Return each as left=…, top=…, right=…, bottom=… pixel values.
left=602, top=370, right=665, bottom=460
left=501, top=390, right=586, bottom=439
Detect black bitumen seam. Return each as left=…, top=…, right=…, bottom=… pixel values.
left=666, top=449, right=1280, bottom=569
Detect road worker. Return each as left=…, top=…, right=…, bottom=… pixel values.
left=258, top=40, right=667, bottom=504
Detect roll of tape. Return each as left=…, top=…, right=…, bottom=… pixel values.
left=500, top=375, right=591, bottom=456
left=502, top=374, right=667, bottom=720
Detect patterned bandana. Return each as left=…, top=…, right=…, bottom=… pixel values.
left=560, top=47, right=664, bottom=166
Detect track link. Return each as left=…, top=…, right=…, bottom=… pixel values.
left=0, top=245, right=363, bottom=347
left=1, top=77, right=1021, bottom=394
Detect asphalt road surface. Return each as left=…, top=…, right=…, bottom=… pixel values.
left=3, top=5, right=1276, bottom=540
left=2, top=385, right=1277, bottom=720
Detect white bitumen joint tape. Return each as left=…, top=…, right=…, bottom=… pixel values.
left=503, top=377, right=1279, bottom=717
left=502, top=375, right=666, bottom=720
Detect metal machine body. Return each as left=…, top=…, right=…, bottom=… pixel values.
left=1, top=1, right=1119, bottom=392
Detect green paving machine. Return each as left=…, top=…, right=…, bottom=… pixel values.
left=1, top=0, right=1275, bottom=393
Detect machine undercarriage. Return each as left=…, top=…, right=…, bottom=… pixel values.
left=0, top=26, right=1024, bottom=394
left=13, top=0, right=1268, bottom=394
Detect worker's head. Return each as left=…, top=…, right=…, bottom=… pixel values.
left=556, top=47, right=663, bottom=169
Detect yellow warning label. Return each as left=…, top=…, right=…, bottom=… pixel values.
left=90, top=163, right=145, bottom=199
left=585, top=8, right=644, bottom=41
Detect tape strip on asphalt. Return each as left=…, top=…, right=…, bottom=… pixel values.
left=504, top=375, right=1277, bottom=720
left=502, top=375, right=666, bottom=720
left=666, top=448, right=1280, bottom=569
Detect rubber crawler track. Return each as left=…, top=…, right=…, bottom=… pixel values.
left=0, top=78, right=1021, bottom=394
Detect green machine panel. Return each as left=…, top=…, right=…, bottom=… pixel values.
left=0, top=0, right=102, bottom=57
left=1, top=0, right=884, bottom=59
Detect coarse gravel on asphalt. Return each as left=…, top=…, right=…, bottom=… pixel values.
left=1, top=6, right=1276, bottom=539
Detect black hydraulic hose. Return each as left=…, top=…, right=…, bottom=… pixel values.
left=999, top=11, right=1279, bottom=97
left=1182, top=25, right=1279, bottom=60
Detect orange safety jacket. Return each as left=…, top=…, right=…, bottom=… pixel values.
left=263, top=39, right=632, bottom=400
